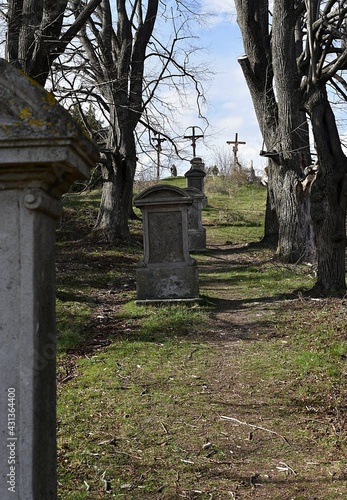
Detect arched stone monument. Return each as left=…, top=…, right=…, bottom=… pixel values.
left=134, top=185, right=200, bottom=303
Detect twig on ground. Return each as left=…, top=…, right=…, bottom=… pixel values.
left=161, top=422, right=168, bottom=434
left=187, top=348, right=199, bottom=360
left=220, top=415, right=290, bottom=445
left=277, top=461, right=297, bottom=475
left=113, top=449, right=142, bottom=460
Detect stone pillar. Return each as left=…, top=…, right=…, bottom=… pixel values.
left=0, top=59, right=98, bottom=499
left=134, top=185, right=200, bottom=303
left=185, top=157, right=206, bottom=192
left=184, top=157, right=207, bottom=207
left=184, top=187, right=206, bottom=251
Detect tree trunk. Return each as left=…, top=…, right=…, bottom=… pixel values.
left=72, top=0, right=159, bottom=243
left=306, top=85, right=347, bottom=294
left=271, top=0, right=314, bottom=262
left=235, top=0, right=314, bottom=262
left=93, top=113, right=137, bottom=242
left=270, top=162, right=314, bottom=262
left=235, top=1, right=280, bottom=248
left=261, top=161, right=279, bottom=247
left=7, top=0, right=102, bottom=87
left=94, top=156, right=135, bottom=242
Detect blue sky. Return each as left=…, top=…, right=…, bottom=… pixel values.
left=168, top=1, right=267, bottom=176
left=190, top=0, right=347, bottom=176
left=0, top=0, right=266, bottom=176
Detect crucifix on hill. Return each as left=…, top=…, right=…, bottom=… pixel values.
left=227, top=133, right=246, bottom=170
left=184, top=126, right=204, bottom=158
left=152, top=133, right=166, bottom=181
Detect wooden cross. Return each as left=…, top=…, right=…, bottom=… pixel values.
left=226, top=133, right=246, bottom=168
left=184, top=126, right=204, bottom=158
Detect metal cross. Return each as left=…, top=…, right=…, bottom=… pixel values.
left=184, top=126, right=204, bottom=158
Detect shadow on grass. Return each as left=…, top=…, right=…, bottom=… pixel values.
left=208, top=293, right=298, bottom=310
left=205, top=240, right=272, bottom=251
left=57, top=289, right=97, bottom=304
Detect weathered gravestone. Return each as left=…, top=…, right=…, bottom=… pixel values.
left=184, top=187, right=206, bottom=251
left=185, top=157, right=206, bottom=191
left=0, top=59, right=98, bottom=499
left=134, top=185, right=200, bottom=303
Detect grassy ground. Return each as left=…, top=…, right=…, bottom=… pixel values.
left=56, top=178, right=347, bottom=499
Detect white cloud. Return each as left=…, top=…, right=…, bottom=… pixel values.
left=140, top=1, right=267, bottom=177
left=201, top=0, right=237, bottom=18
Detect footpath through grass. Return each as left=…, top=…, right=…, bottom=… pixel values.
left=56, top=178, right=347, bottom=499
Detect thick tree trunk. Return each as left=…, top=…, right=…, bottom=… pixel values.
left=235, top=0, right=314, bottom=262
left=238, top=0, right=315, bottom=262
left=262, top=189, right=279, bottom=247
left=235, top=1, right=281, bottom=249
left=306, top=85, right=347, bottom=294
left=7, top=0, right=102, bottom=87
left=94, top=154, right=135, bottom=242
left=271, top=0, right=314, bottom=262
left=270, top=163, right=314, bottom=262
left=75, top=0, right=159, bottom=243
left=93, top=117, right=137, bottom=242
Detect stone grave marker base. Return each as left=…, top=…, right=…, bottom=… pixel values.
left=135, top=266, right=201, bottom=304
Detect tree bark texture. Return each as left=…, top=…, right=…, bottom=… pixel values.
left=262, top=163, right=279, bottom=247
left=235, top=0, right=315, bottom=262
left=96, top=154, right=135, bottom=242
left=94, top=99, right=138, bottom=242
left=76, top=0, right=159, bottom=242
left=271, top=1, right=314, bottom=262
left=306, top=85, right=347, bottom=294
left=7, top=0, right=102, bottom=86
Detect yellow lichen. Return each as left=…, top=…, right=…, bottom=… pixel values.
left=21, top=70, right=43, bottom=89
left=42, top=92, right=57, bottom=108
left=19, top=107, right=32, bottom=120
left=28, top=119, right=44, bottom=127
left=0, top=124, right=11, bottom=134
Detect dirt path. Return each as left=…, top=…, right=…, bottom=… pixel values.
left=191, top=243, right=347, bottom=499
left=199, top=243, right=280, bottom=338
left=57, top=239, right=346, bottom=499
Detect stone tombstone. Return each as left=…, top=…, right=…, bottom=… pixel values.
left=185, top=157, right=206, bottom=192
left=185, top=157, right=208, bottom=207
left=0, top=59, right=98, bottom=499
left=134, top=185, right=200, bottom=303
left=184, top=187, right=206, bottom=251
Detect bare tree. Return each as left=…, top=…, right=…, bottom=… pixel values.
left=235, top=0, right=347, bottom=294
left=2, top=0, right=207, bottom=242
left=300, top=0, right=347, bottom=294
left=4, top=0, right=102, bottom=85
left=52, top=0, right=207, bottom=242
left=235, top=1, right=314, bottom=262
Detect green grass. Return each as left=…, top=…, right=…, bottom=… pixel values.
left=136, top=175, right=267, bottom=244
left=200, top=261, right=315, bottom=300
left=159, top=175, right=187, bottom=189
left=56, top=299, right=94, bottom=352
left=56, top=179, right=347, bottom=499
left=119, top=301, right=209, bottom=339
left=58, top=332, right=213, bottom=497
left=203, top=180, right=267, bottom=244
left=205, top=178, right=266, bottom=210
